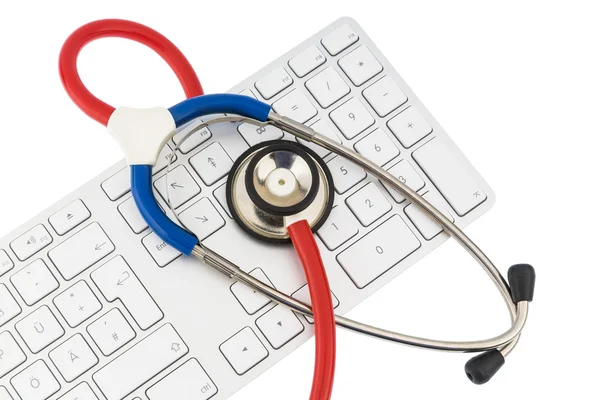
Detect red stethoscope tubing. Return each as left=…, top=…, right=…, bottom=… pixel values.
left=59, top=19, right=336, bottom=400
left=59, top=19, right=204, bottom=126
left=289, top=220, right=337, bottom=400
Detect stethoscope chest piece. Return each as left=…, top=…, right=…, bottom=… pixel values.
left=226, top=140, right=334, bottom=243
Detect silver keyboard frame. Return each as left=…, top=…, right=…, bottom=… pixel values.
left=0, top=17, right=495, bottom=400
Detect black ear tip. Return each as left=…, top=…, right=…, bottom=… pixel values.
left=508, top=264, right=536, bottom=303
left=464, top=350, right=505, bottom=385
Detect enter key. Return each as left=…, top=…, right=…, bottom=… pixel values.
left=92, top=256, right=163, bottom=330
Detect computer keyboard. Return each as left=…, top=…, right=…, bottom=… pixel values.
left=0, top=17, right=495, bottom=400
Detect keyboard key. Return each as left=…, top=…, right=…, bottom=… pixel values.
left=272, top=89, right=317, bottom=124
left=190, top=142, right=234, bottom=186
left=255, top=67, right=293, bottom=99
left=154, top=165, right=201, bottom=209
left=413, top=138, right=487, bottom=216
left=87, top=309, right=135, bottom=356
left=346, top=183, right=392, bottom=226
left=405, top=191, right=455, bottom=240
left=298, top=119, right=342, bottom=158
left=213, top=184, right=232, bottom=218
left=256, top=305, right=304, bottom=349
left=101, top=167, right=130, bottom=201
left=49, top=199, right=91, bottom=236
left=53, top=281, right=102, bottom=328
left=92, top=256, right=163, bottom=330
left=0, top=284, right=21, bottom=327
left=238, top=88, right=257, bottom=99
left=49, top=334, right=98, bottom=382
left=93, top=324, right=188, bottom=400
left=317, top=206, right=359, bottom=250
left=330, top=97, right=375, bottom=139
left=230, top=268, right=274, bottom=315
left=339, top=45, right=383, bottom=86
left=382, top=159, right=426, bottom=203
left=326, top=156, right=366, bottom=194
left=142, top=232, right=181, bottom=267
left=363, top=76, right=408, bottom=117
left=305, top=67, right=350, bottom=108
left=0, top=250, right=13, bottom=276
left=289, top=45, right=326, bottom=77
left=10, top=360, right=60, bottom=400
left=10, top=259, right=59, bottom=306
left=59, top=382, right=98, bottom=400
left=178, top=198, right=226, bottom=241
left=16, top=305, right=64, bottom=353
left=118, top=196, right=148, bottom=234
left=147, top=358, right=217, bottom=400
left=338, top=215, right=421, bottom=288
left=172, top=121, right=212, bottom=154
left=291, top=284, right=340, bottom=324
left=0, top=331, right=26, bottom=379
left=10, top=224, right=53, bottom=262
left=237, top=123, right=283, bottom=147
left=219, top=327, right=268, bottom=375
left=153, top=145, right=178, bottom=174
left=321, top=24, right=359, bottom=56
left=353, top=128, right=400, bottom=166
left=0, top=386, right=12, bottom=400
left=388, top=106, right=433, bottom=148
left=48, top=222, right=115, bottom=280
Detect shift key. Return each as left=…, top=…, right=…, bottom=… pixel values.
left=94, top=324, right=188, bottom=400
left=49, top=222, right=115, bottom=280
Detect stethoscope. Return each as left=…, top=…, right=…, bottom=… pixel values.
left=59, top=19, right=535, bottom=393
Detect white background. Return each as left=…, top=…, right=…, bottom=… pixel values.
left=1, top=1, right=599, bottom=399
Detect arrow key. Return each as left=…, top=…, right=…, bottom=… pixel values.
left=154, top=165, right=201, bottom=209
left=178, top=198, right=225, bottom=241
left=256, top=305, right=304, bottom=349
left=219, top=327, right=268, bottom=375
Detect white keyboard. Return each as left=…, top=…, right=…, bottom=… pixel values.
left=0, top=17, right=495, bottom=400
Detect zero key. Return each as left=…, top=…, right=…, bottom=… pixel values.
left=91, top=256, right=163, bottom=330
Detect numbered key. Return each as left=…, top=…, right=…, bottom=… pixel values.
left=388, top=106, right=433, bottom=148
left=326, top=156, right=367, bottom=194
left=219, top=327, right=268, bottom=375
left=297, top=119, right=342, bottom=158
left=58, top=382, right=98, bottom=400
left=346, top=182, right=392, bottom=226
left=0, top=331, right=26, bottom=379
left=87, top=309, right=135, bottom=356
left=11, top=259, right=59, bottom=306
left=49, top=334, right=98, bottom=382
left=172, top=121, right=212, bottom=154
left=272, top=89, right=318, bottom=124
left=363, top=76, right=407, bottom=117
left=381, top=159, right=425, bottom=203
left=339, top=45, right=383, bottom=86
left=10, top=224, right=53, bottom=262
left=178, top=198, right=226, bottom=241
left=321, top=24, right=359, bottom=56
left=190, top=142, right=234, bottom=186
left=354, top=128, right=399, bottom=166
left=317, top=206, right=359, bottom=250
left=118, top=196, right=149, bottom=234
left=238, top=123, right=283, bottom=147
left=92, top=256, right=163, bottom=330
left=306, top=67, right=350, bottom=108
left=230, top=269, right=274, bottom=315
left=255, top=67, right=293, bottom=99
left=289, top=45, right=326, bottom=77
left=337, top=215, right=421, bottom=288
left=291, top=284, right=340, bottom=324
left=15, top=306, right=64, bottom=353
left=330, top=97, right=375, bottom=139
left=10, top=360, right=60, bottom=400
left=405, top=192, right=455, bottom=240
left=147, top=358, right=217, bottom=400
left=49, top=199, right=91, bottom=236
left=154, top=165, right=201, bottom=209
left=256, top=305, right=304, bottom=349
left=53, top=281, right=102, bottom=328
left=142, top=232, right=181, bottom=267
left=0, top=284, right=21, bottom=327
left=0, top=250, right=13, bottom=276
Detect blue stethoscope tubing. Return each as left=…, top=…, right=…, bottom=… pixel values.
left=131, top=94, right=271, bottom=255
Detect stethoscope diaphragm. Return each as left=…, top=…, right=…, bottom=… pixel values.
left=226, top=140, right=334, bottom=243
